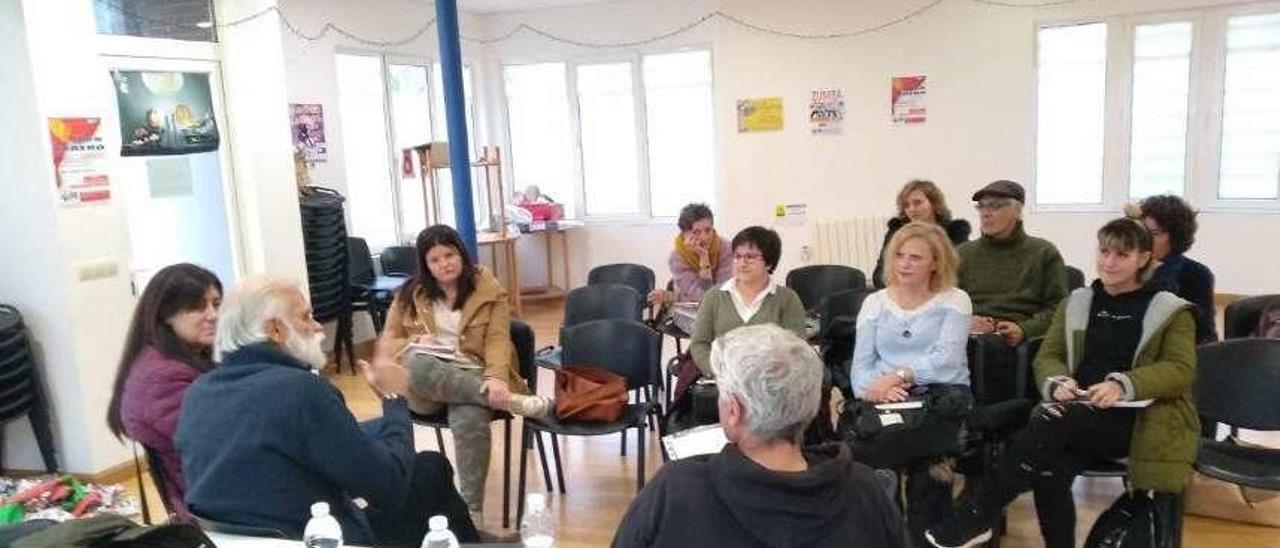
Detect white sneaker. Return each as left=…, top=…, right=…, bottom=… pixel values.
left=507, top=394, right=552, bottom=418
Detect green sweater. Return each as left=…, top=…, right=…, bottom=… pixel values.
left=690, top=282, right=807, bottom=376
left=956, top=223, right=1067, bottom=339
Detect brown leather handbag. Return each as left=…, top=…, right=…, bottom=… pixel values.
left=554, top=365, right=627, bottom=422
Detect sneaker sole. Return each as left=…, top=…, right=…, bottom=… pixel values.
left=925, top=529, right=993, bottom=548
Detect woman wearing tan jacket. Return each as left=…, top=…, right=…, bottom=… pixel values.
left=378, top=225, right=550, bottom=524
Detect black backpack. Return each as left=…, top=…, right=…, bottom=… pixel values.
left=1084, top=490, right=1181, bottom=548
left=11, top=514, right=213, bottom=548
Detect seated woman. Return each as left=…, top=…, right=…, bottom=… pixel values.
left=851, top=222, right=972, bottom=546
left=378, top=225, right=551, bottom=526
left=689, top=226, right=806, bottom=376
left=873, top=180, right=971, bottom=288
left=1139, top=195, right=1217, bottom=344
left=108, top=263, right=223, bottom=523
left=648, top=203, right=734, bottom=308
left=927, top=217, right=1199, bottom=548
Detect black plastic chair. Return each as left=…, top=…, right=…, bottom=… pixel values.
left=409, top=320, right=547, bottom=529
left=1065, top=265, right=1086, bottom=291
left=516, top=319, right=661, bottom=523
left=193, top=513, right=287, bottom=539
left=379, top=245, right=418, bottom=277
left=536, top=284, right=643, bottom=370
left=348, top=237, right=405, bottom=334
left=0, top=305, right=58, bottom=473
left=785, top=265, right=866, bottom=313
left=1223, top=294, right=1280, bottom=340
left=588, top=263, right=655, bottom=321
left=817, top=288, right=869, bottom=399
left=1194, top=339, right=1280, bottom=491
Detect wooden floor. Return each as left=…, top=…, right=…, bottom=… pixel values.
left=124, top=300, right=1280, bottom=547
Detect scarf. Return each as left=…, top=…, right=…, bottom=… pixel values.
left=674, top=230, right=722, bottom=272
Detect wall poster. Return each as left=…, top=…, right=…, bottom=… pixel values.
left=809, top=88, right=845, bottom=135
left=112, top=70, right=220, bottom=156
left=290, top=103, right=328, bottom=164
left=48, top=117, right=111, bottom=207
left=891, top=75, right=928, bottom=125
left=737, top=97, right=784, bottom=133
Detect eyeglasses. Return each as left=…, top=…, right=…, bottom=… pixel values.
left=974, top=200, right=1012, bottom=213
left=732, top=253, right=764, bottom=263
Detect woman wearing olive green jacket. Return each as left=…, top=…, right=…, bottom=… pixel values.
left=927, top=216, right=1198, bottom=548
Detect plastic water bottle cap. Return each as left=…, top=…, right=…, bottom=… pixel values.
left=429, top=515, right=448, bottom=531
left=310, top=502, right=330, bottom=517
left=526, top=493, right=546, bottom=509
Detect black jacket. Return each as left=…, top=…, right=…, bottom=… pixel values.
left=1151, top=253, right=1217, bottom=344
left=872, top=217, right=971, bottom=288
left=612, top=443, right=903, bottom=548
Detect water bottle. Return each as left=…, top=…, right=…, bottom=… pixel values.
left=303, top=501, right=344, bottom=548
left=520, top=493, right=556, bottom=548
left=420, top=515, right=460, bottom=548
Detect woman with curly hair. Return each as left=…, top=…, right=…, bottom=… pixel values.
left=1139, top=195, right=1217, bottom=344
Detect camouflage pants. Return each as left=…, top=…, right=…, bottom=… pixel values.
left=405, top=356, right=493, bottom=514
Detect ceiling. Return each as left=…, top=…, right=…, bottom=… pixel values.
left=459, top=0, right=625, bottom=14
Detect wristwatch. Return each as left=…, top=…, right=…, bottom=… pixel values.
left=382, top=392, right=405, bottom=402
left=894, top=369, right=909, bottom=383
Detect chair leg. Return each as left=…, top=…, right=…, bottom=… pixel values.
left=501, top=419, right=511, bottom=529
left=550, top=434, right=566, bottom=494
left=434, top=428, right=446, bottom=454
left=636, top=424, right=646, bottom=492
left=28, top=380, right=58, bottom=472
left=517, top=425, right=529, bottom=525
left=533, top=432, right=553, bottom=492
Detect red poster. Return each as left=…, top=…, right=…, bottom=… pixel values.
left=891, top=76, right=928, bottom=125
left=48, top=117, right=111, bottom=206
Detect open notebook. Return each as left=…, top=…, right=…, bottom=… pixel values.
left=662, top=424, right=729, bottom=460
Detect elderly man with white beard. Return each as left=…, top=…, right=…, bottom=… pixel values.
left=175, top=276, right=477, bottom=547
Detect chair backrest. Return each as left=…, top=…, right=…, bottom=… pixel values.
left=563, top=284, right=643, bottom=327
left=1195, top=339, right=1280, bottom=431
left=560, top=319, right=661, bottom=390
left=346, top=237, right=375, bottom=285
left=510, top=320, right=538, bottom=389
left=193, top=513, right=288, bottom=539
left=785, top=265, right=866, bottom=312
left=588, top=263, right=654, bottom=317
left=1224, top=294, right=1280, bottom=339
left=818, top=288, right=867, bottom=346
left=379, top=245, right=417, bottom=277
left=1065, top=265, right=1086, bottom=291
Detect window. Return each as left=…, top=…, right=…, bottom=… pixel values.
left=644, top=51, right=716, bottom=217
left=1035, top=23, right=1108, bottom=205
left=503, top=63, right=578, bottom=218
left=93, top=0, right=217, bottom=42
left=429, top=65, right=489, bottom=229
left=577, top=63, right=643, bottom=216
left=1219, top=12, right=1280, bottom=200
left=1034, top=6, right=1280, bottom=209
left=502, top=49, right=716, bottom=220
left=335, top=53, right=398, bottom=248
left=1129, top=22, right=1193, bottom=199
left=388, top=63, right=433, bottom=241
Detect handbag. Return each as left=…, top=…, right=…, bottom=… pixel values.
left=554, top=365, right=627, bottom=422
left=840, top=384, right=972, bottom=469
left=1084, top=490, right=1181, bottom=548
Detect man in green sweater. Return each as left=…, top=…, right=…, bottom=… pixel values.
left=957, top=180, right=1068, bottom=348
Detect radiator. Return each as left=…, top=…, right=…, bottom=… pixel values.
left=810, top=216, right=892, bottom=274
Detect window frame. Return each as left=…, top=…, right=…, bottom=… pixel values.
left=1031, top=2, right=1280, bottom=214
left=499, top=44, right=719, bottom=225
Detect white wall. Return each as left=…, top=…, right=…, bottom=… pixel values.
left=467, top=0, right=1280, bottom=294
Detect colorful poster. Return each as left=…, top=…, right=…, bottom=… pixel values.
left=290, top=103, right=328, bottom=164
left=112, top=70, right=220, bottom=156
left=737, top=97, right=784, bottom=133
left=809, top=88, right=845, bottom=135
left=891, top=75, right=928, bottom=125
left=48, top=117, right=111, bottom=207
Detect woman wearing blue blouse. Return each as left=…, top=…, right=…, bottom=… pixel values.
left=851, top=221, right=972, bottom=547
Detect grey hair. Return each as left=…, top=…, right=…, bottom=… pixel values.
left=711, top=324, right=823, bottom=443
left=213, top=276, right=299, bottom=361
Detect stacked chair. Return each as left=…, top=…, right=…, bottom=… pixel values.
left=0, top=305, right=58, bottom=472
left=298, top=187, right=354, bottom=371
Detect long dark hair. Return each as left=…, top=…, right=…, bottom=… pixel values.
left=397, top=225, right=479, bottom=316
left=107, top=263, right=222, bottom=441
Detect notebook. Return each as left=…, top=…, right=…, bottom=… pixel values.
left=662, top=424, right=728, bottom=460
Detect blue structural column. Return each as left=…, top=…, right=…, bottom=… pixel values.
left=434, top=0, right=477, bottom=256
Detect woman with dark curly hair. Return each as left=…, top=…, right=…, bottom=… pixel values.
left=1139, top=195, right=1217, bottom=344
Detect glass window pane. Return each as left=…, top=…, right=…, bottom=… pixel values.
left=1130, top=22, right=1192, bottom=199
left=644, top=50, right=715, bottom=218
left=503, top=63, right=577, bottom=219
left=389, top=64, right=432, bottom=240
left=93, top=0, right=217, bottom=42
left=430, top=65, right=489, bottom=230
left=577, top=63, right=642, bottom=216
left=1036, top=23, right=1108, bottom=205
left=334, top=54, right=397, bottom=248
left=1220, top=12, right=1280, bottom=200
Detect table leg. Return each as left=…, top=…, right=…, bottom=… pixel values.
left=560, top=231, right=572, bottom=290
left=508, top=240, right=523, bottom=317
left=544, top=231, right=554, bottom=292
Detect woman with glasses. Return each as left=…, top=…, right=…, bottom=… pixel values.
left=689, top=226, right=806, bottom=376
left=872, top=180, right=971, bottom=288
